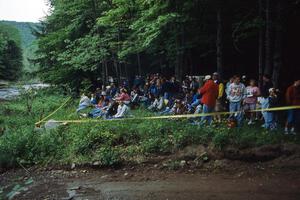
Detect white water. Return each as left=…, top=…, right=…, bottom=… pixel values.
left=0, top=83, right=50, bottom=100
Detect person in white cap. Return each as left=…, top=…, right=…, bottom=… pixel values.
left=198, top=75, right=219, bottom=124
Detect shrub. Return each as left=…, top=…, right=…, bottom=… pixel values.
left=94, top=147, right=121, bottom=166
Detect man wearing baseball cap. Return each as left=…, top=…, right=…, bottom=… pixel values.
left=198, top=75, right=219, bottom=124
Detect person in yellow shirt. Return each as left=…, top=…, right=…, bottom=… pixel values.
left=213, top=72, right=225, bottom=123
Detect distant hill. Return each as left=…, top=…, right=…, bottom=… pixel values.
left=0, top=20, right=39, bottom=48
left=0, top=21, right=40, bottom=74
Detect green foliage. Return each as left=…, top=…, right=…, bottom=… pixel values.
left=34, top=0, right=225, bottom=87
left=95, top=147, right=121, bottom=166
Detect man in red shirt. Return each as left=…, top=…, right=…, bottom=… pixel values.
left=199, top=75, right=219, bottom=124
left=285, top=80, right=300, bottom=134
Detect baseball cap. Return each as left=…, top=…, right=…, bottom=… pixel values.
left=204, top=75, right=211, bottom=81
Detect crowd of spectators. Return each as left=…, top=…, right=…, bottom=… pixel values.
left=76, top=73, right=300, bottom=134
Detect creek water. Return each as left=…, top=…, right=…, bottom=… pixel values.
left=0, top=83, right=50, bottom=100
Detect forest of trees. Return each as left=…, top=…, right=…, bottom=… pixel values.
left=35, top=0, right=300, bottom=90
left=0, top=23, right=23, bottom=81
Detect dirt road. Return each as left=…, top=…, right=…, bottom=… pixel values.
left=1, top=159, right=300, bottom=200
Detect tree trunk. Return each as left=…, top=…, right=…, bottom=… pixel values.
left=137, top=53, right=142, bottom=76
left=174, top=2, right=183, bottom=81
left=258, top=0, right=264, bottom=87
left=175, top=46, right=184, bottom=81
left=216, top=2, right=224, bottom=78
left=159, top=58, right=163, bottom=74
left=104, top=60, right=108, bottom=84
left=113, top=58, right=120, bottom=84
left=118, top=63, right=122, bottom=83
left=175, top=33, right=182, bottom=81
left=116, top=29, right=121, bottom=84
left=101, top=62, right=105, bottom=84
left=265, top=0, right=273, bottom=76
left=272, top=0, right=283, bottom=88
left=124, top=63, right=129, bottom=81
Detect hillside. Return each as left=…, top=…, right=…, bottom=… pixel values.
left=0, top=21, right=39, bottom=74
left=0, top=20, right=38, bottom=48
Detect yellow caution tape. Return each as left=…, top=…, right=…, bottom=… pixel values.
left=252, top=105, right=300, bottom=112
left=35, top=104, right=300, bottom=125
left=35, top=97, right=72, bottom=126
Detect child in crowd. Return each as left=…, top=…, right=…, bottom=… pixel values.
left=244, top=79, right=260, bottom=125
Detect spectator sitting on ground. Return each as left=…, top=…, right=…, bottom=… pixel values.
left=188, top=90, right=201, bottom=113
left=96, top=91, right=107, bottom=108
left=113, top=100, right=130, bottom=118
left=76, top=92, right=91, bottom=113
left=148, top=94, right=164, bottom=111
left=159, top=99, right=178, bottom=115
left=88, top=98, right=111, bottom=118
left=91, top=93, right=97, bottom=105
left=174, top=100, right=188, bottom=115
left=115, top=88, right=131, bottom=104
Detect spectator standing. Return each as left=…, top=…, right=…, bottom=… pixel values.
left=226, top=75, right=246, bottom=126
left=213, top=72, right=225, bottom=122
left=199, top=75, right=219, bottom=124
left=261, top=74, right=273, bottom=98
left=258, top=88, right=279, bottom=130
left=285, top=80, right=300, bottom=134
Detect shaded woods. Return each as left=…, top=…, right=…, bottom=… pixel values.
left=35, top=0, right=300, bottom=91
left=0, top=23, right=23, bottom=81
